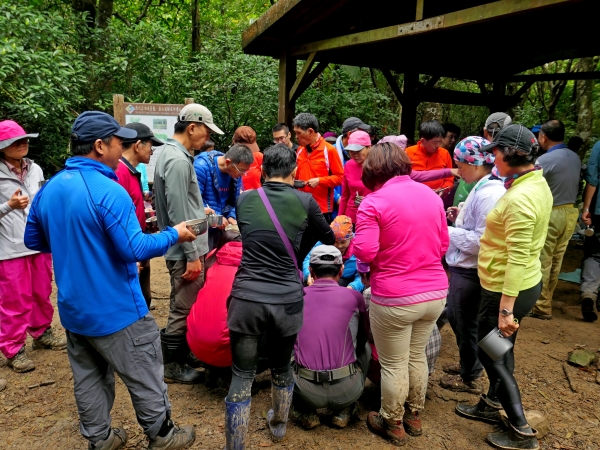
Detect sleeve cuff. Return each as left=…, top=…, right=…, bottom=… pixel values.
left=0, top=202, right=12, bottom=215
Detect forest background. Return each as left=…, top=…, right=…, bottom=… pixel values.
left=1, top=0, right=599, bottom=175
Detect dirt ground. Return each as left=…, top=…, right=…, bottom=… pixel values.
left=1, top=242, right=600, bottom=450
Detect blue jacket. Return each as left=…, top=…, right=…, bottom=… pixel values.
left=194, top=150, right=241, bottom=219
left=24, top=157, right=178, bottom=337
left=302, top=241, right=364, bottom=292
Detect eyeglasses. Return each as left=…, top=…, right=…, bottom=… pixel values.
left=273, top=134, right=289, bottom=143
left=232, top=162, right=248, bottom=175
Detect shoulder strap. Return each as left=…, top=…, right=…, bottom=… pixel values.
left=257, top=188, right=303, bottom=281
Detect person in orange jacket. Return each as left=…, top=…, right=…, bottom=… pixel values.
left=405, top=120, right=455, bottom=197
left=293, top=113, right=344, bottom=222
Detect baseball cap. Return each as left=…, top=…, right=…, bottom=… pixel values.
left=323, top=131, right=337, bottom=144
left=178, top=103, right=224, bottom=135
left=485, top=112, right=512, bottom=131
left=123, top=123, right=164, bottom=147
left=480, top=124, right=538, bottom=155
left=345, top=130, right=372, bottom=151
left=378, top=135, right=408, bottom=150
left=71, top=111, right=137, bottom=143
left=453, top=136, right=493, bottom=166
left=232, top=126, right=260, bottom=153
left=342, top=117, right=370, bottom=134
left=0, top=120, right=39, bottom=150
left=310, top=245, right=343, bottom=265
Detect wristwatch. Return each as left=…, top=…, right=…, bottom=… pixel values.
left=500, top=308, right=513, bottom=316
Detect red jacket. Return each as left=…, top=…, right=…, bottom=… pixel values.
left=405, top=143, right=454, bottom=191
left=115, top=158, right=146, bottom=231
left=242, top=152, right=263, bottom=191
left=186, top=241, right=242, bottom=367
left=296, top=135, right=344, bottom=213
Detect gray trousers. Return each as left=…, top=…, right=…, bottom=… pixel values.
left=293, top=343, right=371, bottom=412
left=66, top=314, right=170, bottom=443
left=165, top=257, right=205, bottom=335
left=581, top=257, right=600, bottom=300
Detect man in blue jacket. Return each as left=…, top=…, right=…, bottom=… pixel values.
left=24, top=112, right=197, bottom=450
left=194, top=143, right=254, bottom=249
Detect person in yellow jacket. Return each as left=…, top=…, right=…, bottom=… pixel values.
left=456, top=124, right=552, bottom=450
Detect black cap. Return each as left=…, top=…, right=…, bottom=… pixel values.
left=342, top=117, right=370, bottom=134
left=123, top=123, right=164, bottom=146
left=71, top=111, right=137, bottom=143
left=480, top=124, right=538, bottom=155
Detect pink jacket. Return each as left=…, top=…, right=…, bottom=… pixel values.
left=339, top=159, right=453, bottom=223
left=354, top=175, right=449, bottom=305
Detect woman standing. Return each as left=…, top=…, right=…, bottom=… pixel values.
left=354, top=142, right=448, bottom=446
left=456, top=125, right=552, bottom=450
left=0, top=120, right=65, bottom=373
left=339, top=131, right=457, bottom=223
left=441, top=137, right=506, bottom=394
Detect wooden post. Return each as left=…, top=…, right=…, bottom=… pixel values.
left=278, top=50, right=297, bottom=126
left=113, top=94, right=125, bottom=125
left=400, top=72, right=419, bottom=142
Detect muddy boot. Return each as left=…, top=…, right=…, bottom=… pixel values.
left=267, top=383, right=294, bottom=442
left=487, top=423, right=539, bottom=450
left=7, top=347, right=35, bottom=373
left=582, top=297, right=598, bottom=322
left=32, top=327, right=67, bottom=351
left=88, top=428, right=128, bottom=450
left=440, top=373, right=484, bottom=395
left=402, top=407, right=422, bottom=436
left=366, top=412, right=407, bottom=447
left=148, top=420, right=196, bottom=450
left=442, top=361, right=461, bottom=375
left=0, top=379, right=6, bottom=392
left=224, top=397, right=251, bottom=450
left=331, top=404, right=355, bottom=428
left=161, top=330, right=203, bottom=384
left=296, top=410, right=320, bottom=429
left=456, top=394, right=502, bottom=424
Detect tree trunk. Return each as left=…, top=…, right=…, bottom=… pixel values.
left=192, top=0, right=201, bottom=53
left=72, top=0, right=96, bottom=28
left=576, top=57, right=595, bottom=160
left=97, top=0, right=114, bottom=29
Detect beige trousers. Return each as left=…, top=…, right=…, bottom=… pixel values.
left=533, top=204, right=578, bottom=316
left=370, top=298, right=446, bottom=424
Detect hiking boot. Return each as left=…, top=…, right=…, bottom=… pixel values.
left=331, top=404, right=355, bottom=428
left=487, top=423, right=539, bottom=450
left=526, top=311, right=552, bottom=320
left=294, top=409, right=320, bottom=429
left=366, top=412, right=407, bottom=446
left=442, top=361, right=461, bottom=375
left=582, top=297, right=598, bottom=322
left=88, top=428, right=128, bottom=450
left=267, top=383, right=294, bottom=442
left=161, top=330, right=203, bottom=384
left=456, top=394, right=502, bottom=424
left=440, top=374, right=484, bottom=395
left=0, top=379, right=6, bottom=392
left=32, top=327, right=67, bottom=351
left=148, top=423, right=196, bottom=450
left=402, top=408, right=422, bottom=436
left=7, top=347, right=35, bottom=373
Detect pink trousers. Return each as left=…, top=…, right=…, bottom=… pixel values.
left=0, top=253, right=54, bottom=359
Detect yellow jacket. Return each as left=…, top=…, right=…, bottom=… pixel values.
left=478, top=170, right=552, bottom=296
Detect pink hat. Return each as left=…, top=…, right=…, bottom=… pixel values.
left=377, top=135, right=408, bottom=150
left=345, top=130, right=371, bottom=151
left=0, top=120, right=39, bottom=150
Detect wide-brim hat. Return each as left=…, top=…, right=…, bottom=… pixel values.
left=0, top=120, right=39, bottom=150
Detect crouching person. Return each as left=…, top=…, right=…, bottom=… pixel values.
left=293, top=246, right=370, bottom=429
left=24, top=112, right=198, bottom=450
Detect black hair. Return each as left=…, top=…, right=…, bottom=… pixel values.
left=122, top=138, right=151, bottom=151
left=443, top=123, right=461, bottom=137
left=174, top=120, right=193, bottom=134
left=310, top=254, right=342, bottom=279
left=262, top=144, right=297, bottom=178
left=201, top=139, right=215, bottom=152
left=568, top=136, right=584, bottom=153
left=540, top=119, right=565, bottom=142
left=71, top=136, right=113, bottom=156
left=205, top=230, right=242, bottom=274
left=419, top=120, right=446, bottom=140
left=497, top=145, right=540, bottom=168
left=272, top=123, right=290, bottom=134
left=292, top=113, right=319, bottom=133
left=225, top=144, right=254, bottom=165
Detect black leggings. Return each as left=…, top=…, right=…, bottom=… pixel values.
left=227, top=331, right=297, bottom=403
left=477, top=282, right=542, bottom=428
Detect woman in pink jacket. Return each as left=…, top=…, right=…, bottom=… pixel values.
left=354, top=142, right=448, bottom=446
left=339, top=131, right=457, bottom=223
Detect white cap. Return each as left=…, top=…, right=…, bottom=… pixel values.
left=178, top=103, right=224, bottom=135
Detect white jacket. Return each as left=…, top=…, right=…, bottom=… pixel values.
left=0, top=158, right=45, bottom=260
left=445, top=174, right=506, bottom=269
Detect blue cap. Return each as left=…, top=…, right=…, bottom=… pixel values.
left=531, top=124, right=542, bottom=133
left=71, top=111, right=137, bottom=143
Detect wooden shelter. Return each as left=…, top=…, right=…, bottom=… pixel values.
left=242, top=0, right=599, bottom=138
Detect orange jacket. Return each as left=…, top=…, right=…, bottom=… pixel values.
left=405, top=143, right=454, bottom=190
left=296, top=135, right=344, bottom=213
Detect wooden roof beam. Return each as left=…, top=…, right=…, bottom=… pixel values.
left=290, top=0, right=570, bottom=56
